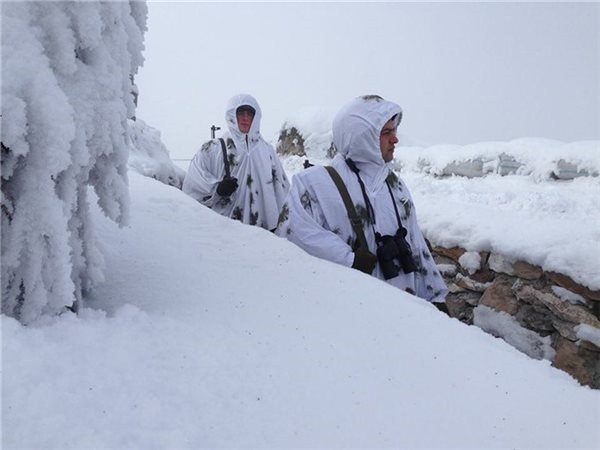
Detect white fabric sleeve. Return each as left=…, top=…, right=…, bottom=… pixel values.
left=181, top=143, right=222, bottom=207
left=273, top=153, right=290, bottom=190
left=282, top=173, right=355, bottom=268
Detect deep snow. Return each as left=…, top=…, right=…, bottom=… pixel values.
left=3, top=171, right=599, bottom=449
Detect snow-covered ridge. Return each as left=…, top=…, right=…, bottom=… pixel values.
left=394, top=138, right=600, bottom=181
left=276, top=115, right=599, bottom=181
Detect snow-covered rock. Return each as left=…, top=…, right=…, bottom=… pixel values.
left=276, top=106, right=335, bottom=160
left=394, top=138, right=600, bottom=180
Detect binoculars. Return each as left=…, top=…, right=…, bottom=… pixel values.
left=375, top=228, right=417, bottom=279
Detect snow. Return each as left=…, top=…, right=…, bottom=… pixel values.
left=2, top=2, right=599, bottom=446
left=128, top=118, right=185, bottom=188
left=404, top=171, right=600, bottom=290
left=1, top=1, right=146, bottom=323
left=437, top=263, right=457, bottom=276
left=3, top=171, right=599, bottom=448
left=394, top=138, right=600, bottom=180
left=458, top=251, right=482, bottom=275
left=553, top=286, right=588, bottom=306
left=576, top=324, right=600, bottom=347
left=473, top=305, right=556, bottom=361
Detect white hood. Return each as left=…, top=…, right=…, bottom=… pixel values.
left=225, top=93, right=263, bottom=151
left=332, top=95, right=402, bottom=186
left=183, top=93, right=289, bottom=230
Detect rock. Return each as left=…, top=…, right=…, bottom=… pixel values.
left=552, top=336, right=594, bottom=387
left=480, top=277, right=519, bottom=315
left=552, top=159, right=591, bottom=180
left=513, top=261, right=543, bottom=280
left=469, top=267, right=496, bottom=283
left=326, top=142, right=337, bottom=159
left=459, top=291, right=482, bottom=307
left=455, top=273, right=492, bottom=293
left=441, top=159, right=485, bottom=178
left=277, top=126, right=305, bottom=156
left=515, top=304, right=555, bottom=332
left=445, top=294, right=475, bottom=323
left=432, top=246, right=465, bottom=263
left=579, top=339, right=600, bottom=353
left=497, top=153, right=522, bottom=175
left=546, top=271, right=600, bottom=302
left=430, top=244, right=600, bottom=388
left=432, top=254, right=456, bottom=266
left=551, top=317, right=579, bottom=341
left=488, top=253, right=515, bottom=275
left=447, top=283, right=464, bottom=294
left=516, top=285, right=600, bottom=328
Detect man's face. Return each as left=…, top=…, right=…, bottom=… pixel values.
left=379, top=118, right=399, bottom=162
left=236, top=108, right=255, bottom=134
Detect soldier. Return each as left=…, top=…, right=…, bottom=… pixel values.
left=183, top=94, right=289, bottom=231
left=277, top=95, right=447, bottom=305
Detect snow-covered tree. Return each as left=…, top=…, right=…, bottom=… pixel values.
left=1, top=1, right=147, bottom=324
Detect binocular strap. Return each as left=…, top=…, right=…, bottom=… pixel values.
left=324, top=166, right=370, bottom=253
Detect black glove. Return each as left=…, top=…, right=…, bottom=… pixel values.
left=352, top=249, right=378, bottom=274
left=216, top=177, right=238, bottom=196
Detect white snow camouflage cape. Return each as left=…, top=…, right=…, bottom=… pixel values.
left=183, top=94, right=289, bottom=230
left=276, top=96, right=448, bottom=303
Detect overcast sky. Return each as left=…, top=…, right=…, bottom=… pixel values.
left=135, top=2, right=600, bottom=159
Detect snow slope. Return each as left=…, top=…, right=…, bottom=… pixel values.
left=3, top=172, right=599, bottom=448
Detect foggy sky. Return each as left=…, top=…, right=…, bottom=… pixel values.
left=135, top=2, right=600, bottom=159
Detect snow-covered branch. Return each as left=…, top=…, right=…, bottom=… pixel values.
left=1, top=1, right=147, bottom=324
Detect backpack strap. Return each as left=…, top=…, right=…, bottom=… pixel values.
left=324, top=166, right=369, bottom=252
left=218, top=138, right=231, bottom=179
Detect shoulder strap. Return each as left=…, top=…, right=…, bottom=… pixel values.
left=218, top=138, right=231, bottom=179
left=324, top=166, right=369, bottom=252
left=385, top=180, right=410, bottom=236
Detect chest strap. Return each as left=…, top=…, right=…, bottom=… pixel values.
left=324, top=166, right=369, bottom=252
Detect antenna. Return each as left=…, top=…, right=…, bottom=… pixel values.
left=210, top=125, right=221, bottom=139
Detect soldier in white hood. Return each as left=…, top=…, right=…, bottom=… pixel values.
left=183, top=94, right=289, bottom=230
left=277, top=95, right=448, bottom=305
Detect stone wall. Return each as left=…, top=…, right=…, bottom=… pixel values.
left=432, top=246, right=600, bottom=388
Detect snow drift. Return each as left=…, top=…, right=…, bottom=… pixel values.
left=3, top=172, right=598, bottom=448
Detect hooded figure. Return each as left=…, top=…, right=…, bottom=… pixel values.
left=183, top=94, right=289, bottom=230
left=276, top=95, right=447, bottom=304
